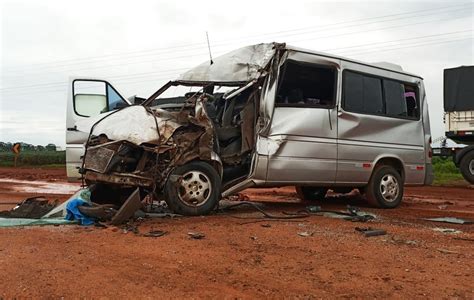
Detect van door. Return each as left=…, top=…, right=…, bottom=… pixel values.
left=66, top=78, right=130, bottom=181
left=265, top=53, right=340, bottom=184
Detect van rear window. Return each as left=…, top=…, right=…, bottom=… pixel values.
left=343, top=71, right=419, bottom=120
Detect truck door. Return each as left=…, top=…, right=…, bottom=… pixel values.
left=265, top=53, right=339, bottom=184
left=66, top=78, right=129, bottom=181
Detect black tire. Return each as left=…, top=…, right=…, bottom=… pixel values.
left=164, top=161, right=221, bottom=216
left=365, top=165, right=403, bottom=208
left=459, top=151, right=474, bottom=184
left=295, top=186, right=328, bottom=201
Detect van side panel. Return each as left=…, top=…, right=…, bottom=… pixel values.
left=337, top=61, right=426, bottom=185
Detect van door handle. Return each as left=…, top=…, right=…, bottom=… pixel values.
left=67, top=126, right=78, bottom=131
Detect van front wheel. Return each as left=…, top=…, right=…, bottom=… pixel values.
left=366, top=165, right=403, bottom=208
left=164, top=161, right=221, bottom=216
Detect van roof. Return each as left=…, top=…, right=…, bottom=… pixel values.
left=177, top=42, right=423, bottom=84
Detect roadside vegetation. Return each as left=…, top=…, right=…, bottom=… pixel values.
left=432, top=157, right=465, bottom=185
left=0, top=151, right=65, bottom=167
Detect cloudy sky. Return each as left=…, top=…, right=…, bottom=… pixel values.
left=0, top=0, right=473, bottom=147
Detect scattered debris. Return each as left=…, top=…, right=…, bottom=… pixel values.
left=297, top=231, right=313, bottom=237
left=0, top=197, right=57, bottom=219
left=261, top=224, right=271, bottom=228
left=122, top=223, right=139, bottom=234
left=423, top=217, right=473, bottom=225
left=219, top=201, right=308, bottom=220
left=437, top=205, right=448, bottom=210
left=355, top=227, right=387, bottom=237
left=250, top=236, right=258, bottom=240
left=188, top=232, right=205, bottom=239
left=453, top=237, right=474, bottom=242
left=433, top=228, right=462, bottom=234
left=288, top=205, right=376, bottom=222
left=437, top=248, right=460, bottom=255
left=143, top=230, right=168, bottom=238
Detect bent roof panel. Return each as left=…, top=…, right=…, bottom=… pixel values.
left=177, top=43, right=277, bottom=84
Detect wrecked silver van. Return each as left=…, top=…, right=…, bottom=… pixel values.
left=66, top=42, right=433, bottom=215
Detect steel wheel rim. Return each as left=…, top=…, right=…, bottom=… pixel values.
left=379, top=174, right=399, bottom=203
left=177, top=170, right=212, bottom=207
left=469, top=159, right=474, bottom=175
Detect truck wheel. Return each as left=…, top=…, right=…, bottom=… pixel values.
left=295, top=186, right=328, bottom=201
left=366, top=165, right=403, bottom=208
left=459, top=151, right=474, bottom=184
left=164, top=161, right=221, bottom=216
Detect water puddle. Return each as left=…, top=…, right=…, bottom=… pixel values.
left=0, top=178, right=80, bottom=194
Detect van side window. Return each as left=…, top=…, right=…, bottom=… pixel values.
left=343, top=71, right=384, bottom=114
left=384, top=80, right=407, bottom=117
left=343, top=71, right=420, bottom=120
left=276, top=60, right=336, bottom=108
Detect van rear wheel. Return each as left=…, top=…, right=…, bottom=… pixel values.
left=366, top=165, right=403, bottom=208
left=295, top=186, right=328, bottom=201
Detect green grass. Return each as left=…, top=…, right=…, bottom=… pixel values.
left=0, top=151, right=65, bottom=167
left=432, top=157, right=465, bottom=185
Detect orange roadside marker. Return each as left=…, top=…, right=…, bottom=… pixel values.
left=11, top=143, right=21, bottom=167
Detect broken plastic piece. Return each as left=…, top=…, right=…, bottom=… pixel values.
left=423, top=217, right=473, bottom=225
left=355, top=227, right=387, bottom=237
left=188, top=232, right=205, bottom=239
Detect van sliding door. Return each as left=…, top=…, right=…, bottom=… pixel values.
left=265, top=53, right=340, bottom=184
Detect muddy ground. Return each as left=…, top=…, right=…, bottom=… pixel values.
left=0, top=167, right=473, bottom=299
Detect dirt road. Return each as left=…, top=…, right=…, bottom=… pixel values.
left=0, top=167, right=473, bottom=298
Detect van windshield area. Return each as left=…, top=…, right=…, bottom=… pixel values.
left=147, top=84, right=239, bottom=110
left=276, top=60, right=336, bottom=108
left=147, top=82, right=260, bottom=184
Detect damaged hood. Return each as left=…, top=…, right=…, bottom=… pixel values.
left=76, top=106, right=182, bottom=145
left=177, top=43, right=278, bottom=84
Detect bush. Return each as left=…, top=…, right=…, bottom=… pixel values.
left=432, top=157, right=464, bottom=185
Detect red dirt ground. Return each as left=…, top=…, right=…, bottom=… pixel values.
left=0, top=167, right=473, bottom=299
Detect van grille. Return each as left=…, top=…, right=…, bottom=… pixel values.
left=84, top=147, right=115, bottom=173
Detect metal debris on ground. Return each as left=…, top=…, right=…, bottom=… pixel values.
left=143, top=230, right=168, bottom=238
left=0, top=196, right=57, bottom=219
left=423, top=217, right=473, bottom=225
left=433, top=227, right=462, bottom=234
left=355, top=227, right=387, bottom=237
left=188, top=232, right=205, bottom=239
left=288, top=205, right=376, bottom=222
left=219, top=201, right=309, bottom=220
left=110, top=188, right=142, bottom=225
left=297, top=231, right=313, bottom=237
